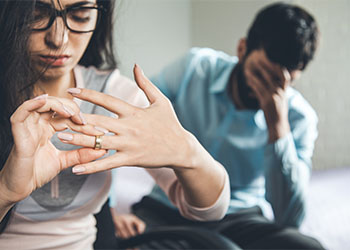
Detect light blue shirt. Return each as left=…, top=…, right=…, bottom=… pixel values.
left=149, top=48, right=318, bottom=228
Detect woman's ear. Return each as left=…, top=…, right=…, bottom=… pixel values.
left=237, top=38, right=247, bottom=61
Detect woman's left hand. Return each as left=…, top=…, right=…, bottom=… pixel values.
left=60, top=64, right=195, bottom=175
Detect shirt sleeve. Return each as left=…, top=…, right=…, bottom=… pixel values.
left=264, top=97, right=318, bottom=228
left=146, top=162, right=230, bottom=221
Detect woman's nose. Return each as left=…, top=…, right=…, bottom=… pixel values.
left=44, top=17, right=68, bottom=49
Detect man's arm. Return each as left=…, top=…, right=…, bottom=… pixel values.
left=264, top=116, right=317, bottom=227
left=243, top=49, right=318, bottom=227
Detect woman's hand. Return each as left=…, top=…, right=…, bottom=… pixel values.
left=110, top=208, right=146, bottom=239
left=62, top=64, right=227, bottom=209
left=63, top=64, right=195, bottom=174
left=0, top=95, right=107, bottom=207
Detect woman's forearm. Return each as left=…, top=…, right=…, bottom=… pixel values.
left=173, top=132, right=227, bottom=208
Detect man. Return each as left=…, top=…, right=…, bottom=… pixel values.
left=129, top=2, right=324, bottom=249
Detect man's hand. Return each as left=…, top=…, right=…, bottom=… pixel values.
left=244, top=49, right=292, bottom=142
left=110, top=208, right=146, bottom=239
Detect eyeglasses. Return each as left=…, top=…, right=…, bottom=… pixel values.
left=31, top=2, right=105, bottom=33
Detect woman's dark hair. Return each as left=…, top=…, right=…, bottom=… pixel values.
left=246, top=2, right=319, bottom=71
left=0, top=0, right=116, bottom=233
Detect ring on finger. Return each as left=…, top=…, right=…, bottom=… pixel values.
left=94, top=135, right=103, bottom=149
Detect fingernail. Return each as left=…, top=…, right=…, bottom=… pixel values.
left=63, top=105, right=75, bottom=116
left=80, top=112, right=87, bottom=125
left=67, top=88, right=81, bottom=95
left=57, top=132, right=73, bottom=141
left=72, top=166, right=86, bottom=174
left=34, top=94, right=48, bottom=100
left=135, top=63, right=145, bottom=75
left=94, top=126, right=109, bottom=134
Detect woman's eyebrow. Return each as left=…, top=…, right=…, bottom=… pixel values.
left=35, top=1, right=96, bottom=9
left=65, top=1, right=96, bottom=8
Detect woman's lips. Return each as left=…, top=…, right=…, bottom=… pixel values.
left=38, top=55, right=70, bottom=66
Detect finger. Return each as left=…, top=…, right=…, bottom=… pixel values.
left=10, top=95, right=48, bottom=124
left=83, top=114, right=125, bottom=133
left=38, top=97, right=85, bottom=125
left=59, top=148, right=107, bottom=169
left=282, top=68, right=291, bottom=89
left=67, top=88, right=137, bottom=117
left=254, top=61, right=276, bottom=92
left=133, top=64, right=164, bottom=104
left=119, top=226, right=129, bottom=239
left=125, top=221, right=137, bottom=237
left=72, top=154, right=129, bottom=175
left=57, top=133, right=125, bottom=150
left=116, top=223, right=128, bottom=239
left=245, top=69, right=267, bottom=102
left=51, top=118, right=108, bottom=135
left=134, top=218, right=146, bottom=234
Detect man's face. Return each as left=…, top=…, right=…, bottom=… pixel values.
left=236, top=49, right=301, bottom=110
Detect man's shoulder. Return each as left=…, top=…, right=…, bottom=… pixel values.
left=187, top=47, right=238, bottom=67
left=287, top=87, right=318, bottom=124
left=184, top=48, right=237, bottom=85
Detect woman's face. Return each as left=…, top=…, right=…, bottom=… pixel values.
left=28, top=0, right=98, bottom=80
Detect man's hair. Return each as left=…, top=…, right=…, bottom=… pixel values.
left=246, top=2, right=319, bottom=70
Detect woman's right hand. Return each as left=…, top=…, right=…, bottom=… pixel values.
left=0, top=95, right=107, bottom=207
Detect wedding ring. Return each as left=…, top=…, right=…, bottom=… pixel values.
left=94, top=135, right=103, bottom=149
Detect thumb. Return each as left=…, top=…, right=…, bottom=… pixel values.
left=133, top=64, right=164, bottom=104
left=60, top=148, right=107, bottom=169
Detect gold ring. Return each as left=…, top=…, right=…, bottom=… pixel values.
left=94, top=135, right=103, bottom=149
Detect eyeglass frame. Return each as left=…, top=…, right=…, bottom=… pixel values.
left=31, top=3, right=106, bottom=34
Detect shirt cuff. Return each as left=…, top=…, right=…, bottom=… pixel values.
left=175, top=169, right=230, bottom=221
left=265, top=132, right=298, bottom=169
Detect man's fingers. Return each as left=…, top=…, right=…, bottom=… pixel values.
left=60, top=148, right=107, bottom=169
left=135, top=218, right=146, bottom=234
left=133, top=64, right=164, bottom=104
left=67, top=88, right=137, bottom=117
left=245, top=69, right=267, bottom=102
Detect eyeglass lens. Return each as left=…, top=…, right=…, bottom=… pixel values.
left=32, top=4, right=99, bottom=32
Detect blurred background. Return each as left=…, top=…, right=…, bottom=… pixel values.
left=111, top=1, right=350, bottom=249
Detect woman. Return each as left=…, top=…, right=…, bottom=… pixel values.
left=0, top=0, right=230, bottom=249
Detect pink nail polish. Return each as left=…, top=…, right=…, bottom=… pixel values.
left=57, top=133, right=73, bottom=141
left=67, top=88, right=81, bottom=95
left=72, top=166, right=86, bottom=174
left=80, top=112, right=87, bottom=125
left=34, top=94, right=48, bottom=100
left=94, top=126, right=109, bottom=134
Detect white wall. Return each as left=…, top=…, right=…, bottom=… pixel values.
left=114, top=0, right=191, bottom=79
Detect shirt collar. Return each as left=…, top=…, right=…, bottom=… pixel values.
left=209, top=59, right=237, bottom=94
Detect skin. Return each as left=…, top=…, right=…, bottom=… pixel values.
left=233, top=38, right=302, bottom=143
left=0, top=0, right=228, bottom=237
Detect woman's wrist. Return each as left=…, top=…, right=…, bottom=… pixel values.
left=0, top=171, right=16, bottom=211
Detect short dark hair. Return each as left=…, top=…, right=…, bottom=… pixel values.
left=246, top=2, right=319, bottom=70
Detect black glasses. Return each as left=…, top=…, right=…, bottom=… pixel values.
left=31, top=2, right=105, bottom=33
